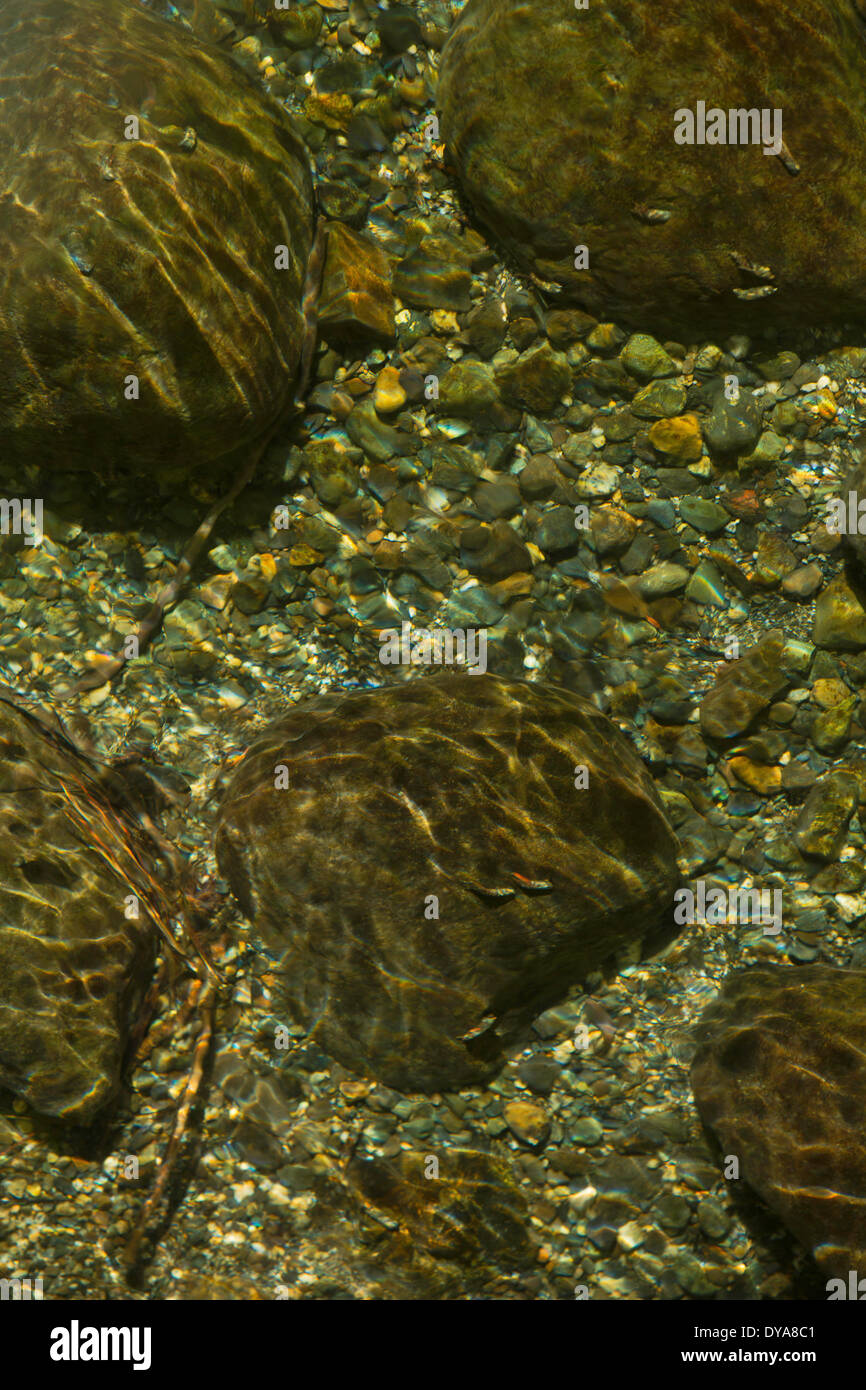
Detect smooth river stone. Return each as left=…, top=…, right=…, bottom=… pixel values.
left=214, top=673, right=680, bottom=1092
left=0, top=0, right=313, bottom=481
left=437, top=0, right=866, bottom=337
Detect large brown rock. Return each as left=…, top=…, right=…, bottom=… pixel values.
left=214, top=673, right=679, bottom=1092
left=0, top=693, right=168, bottom=1122
left=438, top=0, right=866, bottom=337
left=0, top=0, right=314, bottom=481
left=691, top=965, right=866, bottom=1280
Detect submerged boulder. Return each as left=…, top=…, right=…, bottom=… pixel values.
left=0, top=0, right=314, bottom=481
left=691, top=965, right=866, bottom=1280
left=438, top=0, right=866, bottom=337
left=215, top=673, right=679, bottom=1092
left=0, top=692, right=168, bottom=1122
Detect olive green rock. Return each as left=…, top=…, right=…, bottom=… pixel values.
left=438, top=360, right=499, bottom=417
left=0, top=0, right=314, bottom=481
left=619, top=335, right=676, bottom=383
left=495, top=343, right=571, bottom=415
left=813, top=575, right=866, bottom=650
left=794, top=771, right=859, bottom=860
left=305, top=439, right=360, bottom=507
left=0, top=693, right=164, bottom=1122
left=438, top=0, right=866, bottom=336
left=214, top=673, right=679, bottom=1092
left=691, top=966, right=866, bottom=1280
left=811, top=697, right=855, bottom=754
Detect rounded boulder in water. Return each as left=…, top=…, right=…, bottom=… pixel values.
left=214, top=672, right=680, bottom=1093
left=691, top=964, right=866, bottom=1280
left=437, top=0, right=866, bottom=337
left=0, top=0, right=314, bottom=481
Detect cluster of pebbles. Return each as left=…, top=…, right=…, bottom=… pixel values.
left=2, top=0, right=866, bottom=1300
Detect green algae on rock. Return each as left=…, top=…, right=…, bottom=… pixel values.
left=0, top=0, right=314, bottom=481
left=691, top=965, right=866, bottom=1281
left=437, top=0, right=866, bottom=337
left=0, top=693, right=170, bottom=1122
left=214, top=673, right=679, bottom=1093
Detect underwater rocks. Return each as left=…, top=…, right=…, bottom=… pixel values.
left=0, top=0, right=313, bottom=481
left=214, top=673, right=679, bottom=1093
left=275, top=1143, right=539, bottom=1298
left=691, top=966, right=866, bottom=1281
left=699, top=631, right=790, bottom=739
left=316, top=223, right=396, bottom=346
left=438, top=0, right=866, bottom=336
left=812, top=575, right=866, bottom=650
left=793, top=771, right=859, bottom=860
left=0, top=694, right=164, bottom=1122
left=345, top=1147, right=536, bottom=1281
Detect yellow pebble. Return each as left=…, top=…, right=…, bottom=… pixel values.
left=374, top=365, right=407, bottom=414
left=812, top=677, right=850, bottom=708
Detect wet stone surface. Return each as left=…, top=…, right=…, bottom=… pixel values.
left=0, top=691, right=164, bottom=1122
left=438, top=0, right=866, bottom=336
left=214, top=673, right=680, bottom=1092
left=691, top=965, right=866, bottom=1281
left=0, top=0, right=314, bottom=481
left=2, top=0, right=866, bottom=1305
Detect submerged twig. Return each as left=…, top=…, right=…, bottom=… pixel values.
left=123, top=969, right=218, bottom=1270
